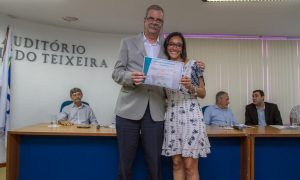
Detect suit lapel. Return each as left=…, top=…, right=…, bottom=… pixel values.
left=135, top=33, right=147, bottom=57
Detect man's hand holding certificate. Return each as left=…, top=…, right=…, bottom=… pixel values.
left=143, top=57, right=183, bottom=90
left=131, top=72, right=145, bottom=86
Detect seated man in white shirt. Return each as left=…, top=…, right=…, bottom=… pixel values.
left=57, top=88, right=98, bottom=126
left=204, top=91, right=239, bottom=126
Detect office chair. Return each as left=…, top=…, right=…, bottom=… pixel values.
left=60, top=100, right=89, bottom=112
left=202, top=105, right=209, bottom=113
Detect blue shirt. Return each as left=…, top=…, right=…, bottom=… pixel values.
left=57, top=103, right=98, bottom=125
left=204, top=105, right=239, bottom=126
left=257, top=108, right=266, bottom=126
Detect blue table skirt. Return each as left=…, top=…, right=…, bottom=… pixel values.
left=19, top=136, right=241, bottom=180
left=254, top=137, right=300, bottom=180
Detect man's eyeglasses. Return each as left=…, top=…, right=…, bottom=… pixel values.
left=145, top=17, right=164, bottom=24
left=168, top=43, right=183, bottom=49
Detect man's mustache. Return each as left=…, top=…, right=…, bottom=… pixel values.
left=149, top=24, right=160, bottom=29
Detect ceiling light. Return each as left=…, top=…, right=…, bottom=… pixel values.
left=7, top=14, right=17, bottom=19
left=202, top=0, right=285, bottom=2
left=62, top=16, right=78, bottom=23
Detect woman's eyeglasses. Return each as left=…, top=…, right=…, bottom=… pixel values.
left=168, top=43, right=183, bottom=49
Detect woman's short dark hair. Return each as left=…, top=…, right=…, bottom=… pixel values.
left=164, top=32, right=187, bottom=62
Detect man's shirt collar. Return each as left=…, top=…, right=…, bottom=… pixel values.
left=143, top=32, right=160, bottom=45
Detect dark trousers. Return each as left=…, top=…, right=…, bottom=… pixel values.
left=116, top=106, right=164, bottom=180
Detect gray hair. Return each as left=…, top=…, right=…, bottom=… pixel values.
left=70, top=88, right=82, bottom=96
left=216, top=91, right=227, bottom=103
left=145, top=4, right=164, bottom=18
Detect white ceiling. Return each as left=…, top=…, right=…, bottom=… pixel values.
left=0, top=0, right=300, bottom=37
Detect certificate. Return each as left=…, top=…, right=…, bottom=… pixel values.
left=143, top=56, right=184, bottom=90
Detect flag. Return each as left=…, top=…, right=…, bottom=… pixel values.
left=0, top=26, right=12, bottom=163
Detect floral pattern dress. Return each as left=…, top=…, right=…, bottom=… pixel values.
left=162, top=60, right=211, bottom=159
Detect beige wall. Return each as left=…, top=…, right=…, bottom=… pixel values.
left=0, top=15, right=129, bottom=130
left=1, top=14, right=299, bottom=165
left=0, top=14, right=129, bottom=163
left=186, top=38, right=299, bottom=124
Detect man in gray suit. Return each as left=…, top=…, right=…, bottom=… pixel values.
left=112, top=5, right=166, bottom=180
left=112, top=4, right=205, bottom=180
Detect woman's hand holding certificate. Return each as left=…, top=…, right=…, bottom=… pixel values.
left=180, top=76, right=192, bottom=90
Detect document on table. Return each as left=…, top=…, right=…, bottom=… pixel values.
left=270, top=125, right=300, bottom=129
left=143, top=56, right=184, bottom=90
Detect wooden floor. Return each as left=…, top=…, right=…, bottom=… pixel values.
left=0, top=167, right=6, bottom=180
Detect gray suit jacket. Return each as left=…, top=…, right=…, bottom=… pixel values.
left=112, top=33, right=166, bottom=121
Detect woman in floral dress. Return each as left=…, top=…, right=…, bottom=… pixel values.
left=161, top=32, right=210, bottom=180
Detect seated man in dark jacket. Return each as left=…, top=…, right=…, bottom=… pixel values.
left=245, top=89, right=282, bottom=126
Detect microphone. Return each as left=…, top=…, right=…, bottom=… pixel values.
left=96, top=124, right=101, bottom=130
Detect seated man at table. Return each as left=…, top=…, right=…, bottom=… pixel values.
left=57, top=88, right=98, bottom=126
left=245, top=89, right=282, bottom=126
left=204, top=91, right=239, bottom=126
